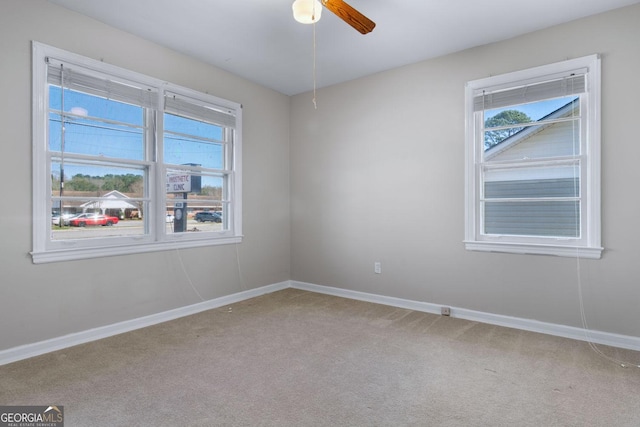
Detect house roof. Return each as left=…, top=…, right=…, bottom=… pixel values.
left=79, top=190, right=138, bottom=210
left=57, top=190, right=221, bottom=212
left=484, top=101, right=578, bottom=161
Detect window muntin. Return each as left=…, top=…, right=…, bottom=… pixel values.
left=32, top=42, right=242, bottom=263
left=465, top=55, right=601, bottom=258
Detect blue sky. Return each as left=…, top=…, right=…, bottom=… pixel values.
left=485, top=96, right=577, bottom=122
left=49, top=86, right=225, bottom=188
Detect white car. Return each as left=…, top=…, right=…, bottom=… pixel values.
left=51, top=212, right=75, bottom=225
left=166, top=214, right=175, bottom=223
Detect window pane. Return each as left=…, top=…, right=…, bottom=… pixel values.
left=483, top=201, right=580, bottom=237
left=51, top=209, right=147, bottom=241
left=484, top=96, right=579, bottom=152
left=484, top=165, right=579, bottom=195
left=51, top=162, right=146, bottom=198
left=165, top=171, right=226, bottom=234
left=164, top=113, right=224, bottom=169
left=50, top=86, right=144, bottom=125
left=485, top=177, right=579, bottom=199
left=50, top=162, right=147, bottom=240
left=484, top=96, right=579, bottom=125
left=49, top=86, right=145, bottom=161
left=165, top=199, right=226, bottom=234
left=485, top=120, right=580, bottom=160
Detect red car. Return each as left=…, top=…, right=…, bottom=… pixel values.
left=69, top=213, right=119, bottom=227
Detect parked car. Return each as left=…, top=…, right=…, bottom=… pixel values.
left=51, top=212, right=75, bottom=226
left=166, top=214, right=175, bottom=223
left=194, top=211, right=222, bottom=223
left=69, top=213, right=120, bottom=227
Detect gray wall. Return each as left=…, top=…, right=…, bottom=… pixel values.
left=0, top=1, right=291, bottom=350
left=290, top=4, right=640, bottom=337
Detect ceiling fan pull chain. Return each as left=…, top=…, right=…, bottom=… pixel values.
left=312, top=20, right=318, bottom=109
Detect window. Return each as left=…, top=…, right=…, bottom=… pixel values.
left=32, top=42, right=242, bottom=263
left=464, top=55, right=602, bottom=259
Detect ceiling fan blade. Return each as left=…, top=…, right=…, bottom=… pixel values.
left=322, top=0, right=376, bottom=34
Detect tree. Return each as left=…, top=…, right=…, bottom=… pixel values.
left=101, top=173, right=143, bottom=193
left=65, top=174, right=99, bottom=191
left=199, top=185, right=222, bottom=199
left=484, top=110, right=532, bottom=150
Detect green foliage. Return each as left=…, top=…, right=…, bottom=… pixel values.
left=199, top=185, right=222, bottom=198
left=65, top=174, right=99, bottom=191
left=63, top=173, right=143, bottom=193
left=59, top=173, right=219, bottom=197
left=101, top=174, right=143, bottom=193
left=484, top=110, right=532, bottom=149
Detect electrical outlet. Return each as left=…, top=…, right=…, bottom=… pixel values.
left=374, top=262, right=381, bottom=274
left=441, top=307, right=451, bottom=316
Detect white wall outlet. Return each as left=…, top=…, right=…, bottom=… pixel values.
left=441, top=307, right=451, bottom=316
left=374, top=262, right=381, bottom=274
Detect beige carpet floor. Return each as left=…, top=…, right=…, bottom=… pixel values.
left=1, top=288, right=639, bottom=426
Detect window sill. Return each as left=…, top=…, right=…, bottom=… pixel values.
left=31, top=236, right=243, bottom=264
left=464, top=241, right=603, bottom=259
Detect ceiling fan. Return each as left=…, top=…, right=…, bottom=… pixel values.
left=292, top=0, right=376, bottom=34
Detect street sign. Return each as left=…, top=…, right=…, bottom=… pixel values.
left=166, top=174, right=191, bottom=193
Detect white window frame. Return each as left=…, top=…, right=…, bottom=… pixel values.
left=31, top=42, right=243, bottom=263
left=464, top=55, right=602, bottom=259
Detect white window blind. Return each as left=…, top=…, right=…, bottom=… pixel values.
left=473, top=73, right=586, bottom=112
left=164, top=92, right=236, bottom=128
left=47, top=58, right=157, bottom=109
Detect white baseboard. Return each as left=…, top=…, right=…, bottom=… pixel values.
left=0, top=281, right=289, bottom=366
left=291, top=280, right=640, bottom=352
left=3, top=279, right=638, bottom=366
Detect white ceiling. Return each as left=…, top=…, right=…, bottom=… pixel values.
left=49, top=0, right=639, bottom=96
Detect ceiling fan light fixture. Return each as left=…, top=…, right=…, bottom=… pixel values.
left=292, top=0, right=322, bottom=24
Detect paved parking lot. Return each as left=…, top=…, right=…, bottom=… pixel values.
left=51, top=219, right=223, bottom=240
